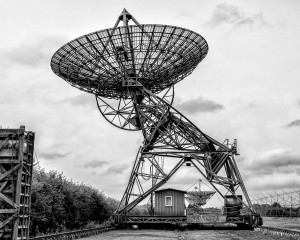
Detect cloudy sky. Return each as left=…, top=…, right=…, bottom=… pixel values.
left=1, top=0, right=300, bottom=206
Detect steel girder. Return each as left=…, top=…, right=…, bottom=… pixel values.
left=116, top=88, right=254, bottom=215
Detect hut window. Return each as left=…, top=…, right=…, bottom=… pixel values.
left=165, top=196, right=172, bottom=206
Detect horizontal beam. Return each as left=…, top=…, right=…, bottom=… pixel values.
left=0, top=149, right=18, bottom=158
left=0, top=160, right=20, bottom=164
left=0, top=209, right=18, bottom=214
left=0, top=129, right=24, bottom=137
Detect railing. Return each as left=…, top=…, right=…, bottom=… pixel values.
left=117, top=215, right=187, bottom=224
left=29, top=226, right=115, bottom=240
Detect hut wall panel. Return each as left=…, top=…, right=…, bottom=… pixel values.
left=155, top=189, right=185, bottom=216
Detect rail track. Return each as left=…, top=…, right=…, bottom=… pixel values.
left=29, top=226, right=115, bottom=240
left=28, top=225, right=300, bottom=240
left=256, top=226, right=300, bottom=239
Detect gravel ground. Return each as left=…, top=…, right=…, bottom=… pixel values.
left=263, top=217, right=300, bottom=231
left=79, top=217, right=300, bottom=239
left=80, top=229, right=283, bottom=240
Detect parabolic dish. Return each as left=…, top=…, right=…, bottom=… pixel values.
left=186, top=190, right=215, bottom=207
left=51, top=24, right=208, bottom=99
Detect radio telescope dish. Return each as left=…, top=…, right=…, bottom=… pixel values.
left=50, top=12, right=208, bottom=100
left=51, top=9, right=261, bottom=226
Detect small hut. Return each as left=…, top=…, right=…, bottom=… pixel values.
left=154, top=188, right=186, bottom=216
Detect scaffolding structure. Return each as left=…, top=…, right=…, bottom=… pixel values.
left=251, top=189, right=300, bottom=217
left=0, top=126, right=35, bottom=239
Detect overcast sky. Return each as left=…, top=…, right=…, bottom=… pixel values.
left=1, top=0, right=300, bottom=206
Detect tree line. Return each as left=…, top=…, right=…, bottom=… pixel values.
left=30, top=168, right=149, bottom=236
left=253, top=203, right=300, bottom=217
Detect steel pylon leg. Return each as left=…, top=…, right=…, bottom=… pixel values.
left=116, top=87, right=257, bottom=222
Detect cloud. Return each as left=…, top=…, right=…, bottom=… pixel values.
left=248, top=174, right=300, bottom=191
left=297, top=99, right=300, bottom=106
left=176, top=96, right=224, bottom=114
left=106, top=164, right=129, bottom=174
left=62, top=93, right=96, bottom=107
left=39, top=152, right=70, bottom=160
left=243, top=149, right=300, bottom=191
left=244, top=149, right=300, bottom=176
left=83, top=160, right=107, bottom=168
left=207, top=3, right=271, bottom=29
left=287, top=119, right=300, bottom=127
left=0, top=33, right=67, bottom=67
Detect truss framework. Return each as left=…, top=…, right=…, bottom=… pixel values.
left=116, top=88, right=254, bottom=216
left=0, top=126, right=35, bottom=240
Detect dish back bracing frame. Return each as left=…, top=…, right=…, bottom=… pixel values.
left=0, top=126, right=35, bottom=240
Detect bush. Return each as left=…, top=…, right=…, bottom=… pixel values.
left=30, top=168, right=110, bottom=236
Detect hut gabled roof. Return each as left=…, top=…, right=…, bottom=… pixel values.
left=155, top=188, right=187, bottom=193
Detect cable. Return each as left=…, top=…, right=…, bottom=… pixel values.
left=186, top=179, right=200, bottom=191
left=200, top=180, right=224, bottom=204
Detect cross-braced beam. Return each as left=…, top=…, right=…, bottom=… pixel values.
left=116, top=88, right=255, bottom=216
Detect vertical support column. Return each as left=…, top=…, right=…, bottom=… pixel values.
left=12, top=126, right=24, bottom=239
left=0, top=126, right=34, bottom=240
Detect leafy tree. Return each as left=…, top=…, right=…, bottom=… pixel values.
left=30, top=168, right=110, bottom=236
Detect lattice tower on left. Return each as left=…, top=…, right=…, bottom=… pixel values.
left=0, top=126, right=35, bottom=240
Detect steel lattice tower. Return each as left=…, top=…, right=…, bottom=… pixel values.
left=0, top=126, right=35, bottom=239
